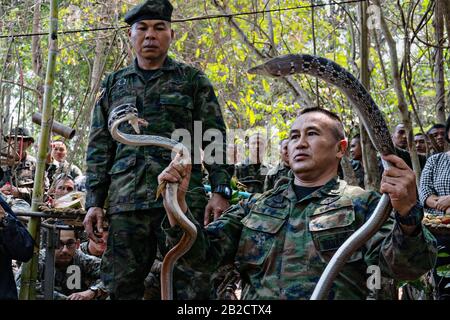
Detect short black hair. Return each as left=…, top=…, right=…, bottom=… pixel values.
left=53, top=220, right=79, bottom=239
left=299, top=107, right=345, bottom=140
left=352, top=133, right=361, bottom=141
left=427, top=123, right=445, bottom=134
left=414, top=132, right=425, bottom=138
left=446, top=115, right=450, bottom=143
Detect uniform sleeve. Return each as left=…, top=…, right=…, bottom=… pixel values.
left=363, top=194, right=437, bottom=281
left=162, top=200, right=250, bottom=273
left=79, top=251, right=102, bottom=281
left=85, top=76, right=116, bottom=210
left=192, top=71, right=231, bottom=191
left=419, top=156, right=436, bottom=208
left=264, top=168, right=276, bottom=192
left=0, top=215, right=34, bottom=262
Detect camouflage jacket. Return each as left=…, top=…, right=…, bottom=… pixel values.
left=0, top=153, right=37, bottom=204
left=46, top=160, right=83, bottom=186
left=16, top=249, right=103, bottom=300
left=165, top=177, right=437, bottom=300
left=85, top=57, right=230, bottom=214
left=263, top=163, right=290, bottom=192
left=235, top=161, right=270, bottom=194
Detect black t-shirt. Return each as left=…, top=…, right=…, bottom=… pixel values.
left=293, top=184, right=323, bottom=201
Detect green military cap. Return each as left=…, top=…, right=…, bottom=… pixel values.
left=4, top=127, right=35, bottom=143
left=124, top=0, right=173, bottom=25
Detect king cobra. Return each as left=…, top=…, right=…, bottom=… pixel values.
left=248, top=54, right=396, bottom=300
left=108, top=104, right=197, bottom=300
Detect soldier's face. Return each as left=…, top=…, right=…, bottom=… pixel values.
left=54, top=179, right=75, bottom=198
left=6, top=138, right=32, bottom=156
left=55, top=230, right=79, bottom=267
left=129, top=20, right=174, bottom=63
left=350, top=138, right=362, bottom=161
left=429, top=127, right=446, bottom=149
left=288, top=113, right=346, bottom=181
left=280, top=139, right=289, bottom=166
left=52, top=142, right=67, bottom=162
left=392, top=125, right=407, bottom=149
left=414, top=135, right=427, bottom=154
left=249, top=135, right=266, bottom=164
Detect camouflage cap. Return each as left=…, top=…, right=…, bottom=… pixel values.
left=124, top=0, right=173, bottom=25
left=4, top=127, right=34, bottom=143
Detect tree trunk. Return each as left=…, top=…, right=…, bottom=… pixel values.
left=373, top=0, right=422, bottom=186
left=32, top=0, right=44, bottom=110
left=341, top=154, right=359, bottom=186
left=441, top=0, right=450, bottom=116
left=359, top=0, right=380, bottom=191
left=434, top=0, right=446, bottom=124
left=19, top=0, right=59, bottom=300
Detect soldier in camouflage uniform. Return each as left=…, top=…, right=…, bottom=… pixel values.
left=350, top=134, right=365, bottom=188
left=264, top=138, right=290, bottom=192
left=46, top=140, right=83, bottom=187
left=235, top=133, right=270, bottom=194
left=0, top=127, right=37, bottom=211
left=83, top=0, right=231, bottom=299
left=160, top=108, right=437, bottom=299
left=16, top=228, right=105, bottom=300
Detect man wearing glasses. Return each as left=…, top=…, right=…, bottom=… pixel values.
left=16, top=226, right=106, bottom=300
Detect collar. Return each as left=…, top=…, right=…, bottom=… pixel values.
left=123, top=56, right=177, bottom=78
left=281, top=176, right=344, bottom=204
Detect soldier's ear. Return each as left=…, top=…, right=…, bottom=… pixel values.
left=336, top=139, right=348, bottom=158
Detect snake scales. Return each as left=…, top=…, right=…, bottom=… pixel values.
left=108, top=104, right=196, bottom=300
left=107, top=54, right=395, bottom=300
left=248, top=54, right=396, bottom=300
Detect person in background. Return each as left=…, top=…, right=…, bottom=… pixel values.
left=264, top=138, right=290, bottom=191
left=0, top=195, right=33, bottom=300
left=419, top=115, right=450, bottom=299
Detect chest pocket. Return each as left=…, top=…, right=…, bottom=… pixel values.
left=308, top=198, right=362, bottom=262
left=237, top=205, right=287, bottom=267
left=108, top=96, right=139, bottom=136
left=160, top=93, right=194, bottom=131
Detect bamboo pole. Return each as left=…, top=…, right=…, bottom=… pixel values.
left=19, top=0, right=59, bottom=300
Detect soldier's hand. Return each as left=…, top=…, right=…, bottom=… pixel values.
left=158, top=153, right=191, bottom=226
left=204, top=194, right=230, bottom=226
left=83, top=207, right=105, bottom=244
left=67, top=290, right=96, bottom=300
left=380, top=154, right=417, bottom=216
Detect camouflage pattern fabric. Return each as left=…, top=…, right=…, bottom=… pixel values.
left=263, top=163, right=290, bottom=192
left=164, top=177, right=438, bottom=300
left=86, top=57, right=229, bottom=299
left=235, top=161, right=270, bottom=194
left=16, top=249, right=103, bottom=300
left=102, top=209, right=214, bottom=300
left=0, top=154, right=37, bottom=204
left=47, top=160, right=83, bottom=186
left=85, top=57, right=230, bottom=214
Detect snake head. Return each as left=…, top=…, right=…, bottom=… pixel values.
left=128, top=117, right=148, bottom=134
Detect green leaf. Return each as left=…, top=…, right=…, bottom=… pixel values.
left=262, top=79, right=270, bottom=94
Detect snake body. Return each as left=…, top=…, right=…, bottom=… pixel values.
left=108, top=103, right=197, bottom=300
left=248, top=54, right=395, bottom=300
